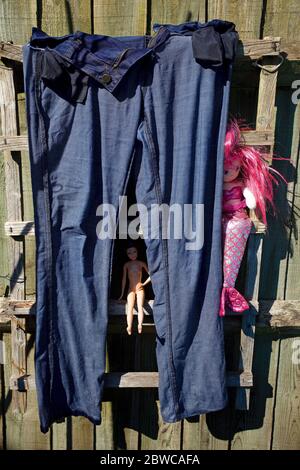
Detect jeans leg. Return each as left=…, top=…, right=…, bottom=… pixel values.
left=23, top=45, right=144, bottom=432
left=139, top=34, right=232, bottom=421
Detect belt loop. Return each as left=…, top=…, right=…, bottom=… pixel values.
left=60, top=37, right=83, bottom=59
left=147, top=25, right=165, bottom=48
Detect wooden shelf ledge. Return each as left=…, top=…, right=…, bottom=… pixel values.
left=0, top=130, right=275, bottom=154
left=1, top=298, right=300, bottom=328
left=4, top=220, right=266, bottom=237
left=9, top=370, right=253, bottom=392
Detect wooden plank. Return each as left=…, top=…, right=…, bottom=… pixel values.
left=208, top=0, right=264, bottom=39
left=0, top=135, right=28, bottom=152
left=242, top=130, right=274, bottom=146
left=235, top=309, right=256, bottom=410
left=182, top=407, right=233, bottom=450
left=0, top=130, right=274, bottom=153
left=139, top=329, right=182, bottom=451
left=258, top=300, right=300, bottom=328
left=263, top=0, right=299, bottom=41
left=93, top=0, right=147, bottom=36
left=4, top=218, right=266, bottom=237
left=69, top=417, right=94, bottom=450
left=0, top=138, right=9, bottom=300
left=9, top=370, right=255, bottom=391
left=230, top=329, right=280, bottom=450
left=17, top=92, right=35, bottom=301
left=0, top=38, right=283, bottom=64
left=282, top=101, right=300, bottom=300
left=182, top=324, right=238, bottom=450
left=4, top=329, right=49, bottom=449
left=259, top=91, right=300, bottom=300
left=150, top=0, right=205, bottom=28
left=0, top=65, right=26, bottom=418
left=141, top=400, right=182, bottom=450
left=107, top=372, right=159, bottom=388
left=10, top=317, right=26, bottom=399
left=272, top=335, right=300, bottom=449
left=0, top=332, right=7, bottom=449
left=256, top=54, right=280, bottom=160
left=52, top=420, right=68, bottom=450
left=106, top=332, right=139, bottom=449
left=95, top=399, right=114, bottom=450
left=0, top=0, right=36, bottom=44
left=0, top=42, right=23, bottom=62
left=280, top=40, right=300, bottom=60
left=39, top=0, right=92, bottom=36
left=5, top=221, right=35, bottom=236
left=2, top=298, right=300, bottom=326
left=0, top=66, right=24, bottom=300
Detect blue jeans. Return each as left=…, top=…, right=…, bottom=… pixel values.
left=23, top=20, right=239, bottom=433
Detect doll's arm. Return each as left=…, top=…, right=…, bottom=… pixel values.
left=141, top=262, right=151, bottom=287
left=118, top=264, right=127, bottom=300
left=243, top=187, right=256, bottom=210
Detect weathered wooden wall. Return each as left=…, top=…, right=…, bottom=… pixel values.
left=0, top=0, right=300, bottom=450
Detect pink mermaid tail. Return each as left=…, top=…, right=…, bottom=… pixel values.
left=219, top=216, right=252, bottom=317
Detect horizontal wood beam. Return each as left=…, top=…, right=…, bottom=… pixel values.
left=1, top=298, right=300, bottom=327
left=0, top=131, right=274, bottom=154
left=1, top=38, right=284, bottom=64
left=5, top=221, right=35, bottom=236
left=241, top=130, right=274, bottom=146
left=0, top=135, right=28, bottom=151
left=4, top=219, right=265, bottom=237
left=9, top=370, right=253, bottom=391
left=280, top=40, right=300, bottom=60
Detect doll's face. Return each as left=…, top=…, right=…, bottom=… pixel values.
left=126, top=247, right=138, bottom=261
left=224, top=159, right=241, bottom=183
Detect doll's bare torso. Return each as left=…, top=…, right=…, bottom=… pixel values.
left=125, top=260, right=144, bottom=293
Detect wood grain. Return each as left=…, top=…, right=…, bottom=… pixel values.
left=93, top=0, right=147, bottom=36
left=39, top=0, right=92, bottom=36
left=208, top=0, right=264, bottom=39
left=272, top=335, right=300, bottom=449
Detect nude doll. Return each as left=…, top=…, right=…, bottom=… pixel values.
left=118, top=246, right=151, bottom=335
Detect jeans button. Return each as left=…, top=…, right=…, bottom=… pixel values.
left=100, top=73, right=112, bottom=84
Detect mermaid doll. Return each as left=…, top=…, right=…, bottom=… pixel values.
left=219, top=119, right=282, bottom=317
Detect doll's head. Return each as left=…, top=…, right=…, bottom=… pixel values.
left=126, top=244, right=138, bottom=261
left=224, top=156, right=242, bottom=183
left=224, top=119, right=281, bottom=225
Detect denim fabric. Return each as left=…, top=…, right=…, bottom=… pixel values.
left=23, top=20, right=239, bottom=433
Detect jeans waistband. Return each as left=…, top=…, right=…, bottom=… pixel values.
left=29, top=19, right=239, bottom=100
left=30, top=25, right=171, bottom=95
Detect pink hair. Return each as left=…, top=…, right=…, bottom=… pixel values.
left=224, top=119, right=284, bottom=226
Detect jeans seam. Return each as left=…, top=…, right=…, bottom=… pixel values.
left=107, top=138, right=138, bottom=297
left=34, top=50, right=55, bottom=401
left=142, top=103, right=180, bottom=417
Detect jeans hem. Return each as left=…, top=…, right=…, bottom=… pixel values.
left=160, top=400, right=229, bottom=423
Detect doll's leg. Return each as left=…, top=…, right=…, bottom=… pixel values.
left=126, top=290, right=135, bottom=335
left=136, top=288, right=145, bottom=334
left=223, top=217, right=252, bottom=288
left=220, top=216, right=252, bottom=316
